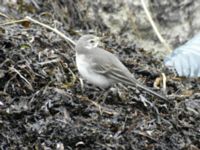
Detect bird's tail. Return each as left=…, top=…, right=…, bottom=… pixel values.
left=107, top=70, right=167, bottom=100
left=132, top=82, right=167, bottom=101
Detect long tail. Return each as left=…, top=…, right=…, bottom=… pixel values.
left=106, top=70, right=167, bottom=100
left=134, top=82, right=167, bottom=101
left=125, top=81, right=167, bottom=101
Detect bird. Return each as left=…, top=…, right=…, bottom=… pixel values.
left=75, top=34, right=166, bottom=101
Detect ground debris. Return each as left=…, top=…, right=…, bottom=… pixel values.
left=0, top=1, right=199, bottom=150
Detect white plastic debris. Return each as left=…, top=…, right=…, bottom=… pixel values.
left=164, top=33, right=200, bottom=77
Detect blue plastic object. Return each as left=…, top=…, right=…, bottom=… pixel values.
left=164, top=33, right=200, bottom=77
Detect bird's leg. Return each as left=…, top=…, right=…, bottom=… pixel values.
left=96, top=85, right=121, bottom=103
left=95, top=86, right=117, bottom=104
left=96, top=89, right=110, bottom=104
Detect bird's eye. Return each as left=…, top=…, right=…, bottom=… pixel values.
left=90, top=40, right=95, bottom=43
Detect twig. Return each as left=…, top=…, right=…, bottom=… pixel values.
left=37, top=58, right=61, bottom=65
left=25, top=16, right=76, bottom=46
left=0, top=12, right=9, bottom=19
left=161, top=73, right=167, bottom=92
left=4, top=73, right=16, bottom=93
left=133, top=130, right=158, bottom=142
left=9, top=66, right=33, bottom=90
left=141, top=0, right=172, bottom=53
left=0, top=16, right=76, bottom=46
left=0, top=19, right=28, bottom=26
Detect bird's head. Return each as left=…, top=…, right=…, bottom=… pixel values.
left=76, top=34, right=100, bottom=50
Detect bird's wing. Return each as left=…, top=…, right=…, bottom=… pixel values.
left=89, top=47, right=137, bottom=84
left=91, top=63, right=111, bottom=74
left=91, top=62, right=136, bottom=85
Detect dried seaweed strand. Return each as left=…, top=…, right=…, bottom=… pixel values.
left=25, top=16, right=76, bottom=46
left=0, top=16, right=76, bottom=46
left=9, top=66, right=33, bottom=90
left=162, top=73, right=167, bottom=92
left=141, top=0, right=172, bottom=53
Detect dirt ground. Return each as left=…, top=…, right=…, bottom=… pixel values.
left=0, top=1, right=200, bottom=149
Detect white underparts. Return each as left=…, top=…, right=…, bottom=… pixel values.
left=76, top=53, right=112, bottom=89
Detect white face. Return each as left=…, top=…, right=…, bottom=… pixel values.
left=85, top=38, right=99, bottom=49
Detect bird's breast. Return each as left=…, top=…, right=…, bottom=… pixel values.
left=76, top=53, right=112, bottom=88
